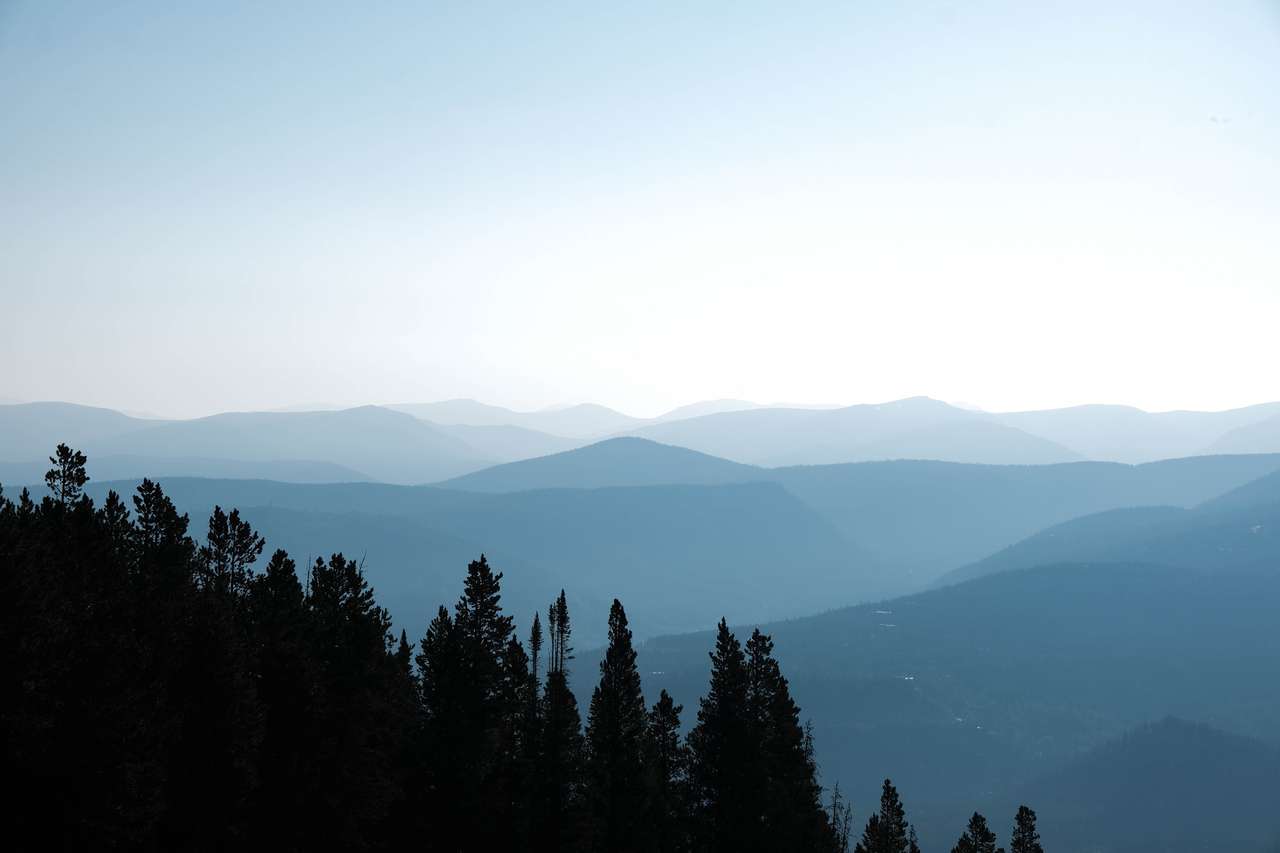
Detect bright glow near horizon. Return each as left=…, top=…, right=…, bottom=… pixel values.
left=2, top=1, right=1278, bottom=419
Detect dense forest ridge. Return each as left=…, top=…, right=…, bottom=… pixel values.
left=1, top=446, right=1045, bottom=852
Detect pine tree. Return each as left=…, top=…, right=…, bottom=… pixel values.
left=745, top=628, right=832, bottom=851
left=952, top=812, right=1004, bottom=853
left=687, top=619, right=753, bottom=853
left=1009, top=805, right=1043, bottom=853
left=640, top=689, right=690, bottom=853
left=45, top=442, right=88, bottom=504
left=855, top=778, right=913, bottom=853
left=586, top=599, right=648, bottom=852
left=536, top=591, right=585, bottom=853
left=199, top=505, right=265, bottom=596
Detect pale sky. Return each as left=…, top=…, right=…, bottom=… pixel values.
left=2, top=1, right=1278, bottom=418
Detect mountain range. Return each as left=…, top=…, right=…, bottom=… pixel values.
left=8, top=396, right=1280, bottom=488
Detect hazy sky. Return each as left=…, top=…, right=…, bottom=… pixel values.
left=2, top=1, right=1278, bottom=418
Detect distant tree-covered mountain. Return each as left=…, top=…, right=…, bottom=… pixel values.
left=937, top=466, right=1280, bottom=586
left=1014, top=718, right=1280, bottom=853
left=440, top=437, right=762, bottom=492
left=76, top=476, right=875, bottom=645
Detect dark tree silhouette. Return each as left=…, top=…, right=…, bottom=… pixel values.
left=952, top=812, right=1004, bottom=853
left=45, top=442, right=88, bottom=504
left=641, top=689, right=691, bottom=853
left=855, top=778, right=914, bottom=853
left=1009, top=805, right=1043, bottom=853
left=586, top=599, right=648, bottom=851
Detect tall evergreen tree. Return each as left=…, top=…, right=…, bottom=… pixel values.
left=1009, top=806, right=1043, bottom=853
left=536, top=591, right=585, bottom=853
left=586, top=599, right=648, bottom=852
left=745, top=628, right=832, bottom=851
left=640, top=689, right=690, bottom=853
left=687, top=619, right=753, bottom=853
left=855, top=779, right=913, bottom=853
left=952, top=812, right=1004, bottom=853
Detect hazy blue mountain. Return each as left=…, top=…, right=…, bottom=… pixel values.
left=92, top=406, right=489, bottom=484
left=1204, top=410, right=1280, bottom=456
left=391, top=399, right=645, bottom=438
left=432, top=422, right=583, bottom=463
left=936, top=466, right=1280, bottom=586
left=621, top=561, right=1280, bottom=851
left=81, top=476, right=877, bottom=644
left=0, top=455, right=368, bottom=486
left=0, top=402, right=163, bottom=462
left=770, top=453, right=1280, bottom=587
left=428, top=439, right=1280, bottom=591
left=623, top=397, right=1081, bottom=466
left=652, top=398, right=762, bottom=421
left=1010, top=718, right=1280, bottom=853
left=439, top=437, right=763, bottom=492
left=996, top=401, right=1280, bottom=463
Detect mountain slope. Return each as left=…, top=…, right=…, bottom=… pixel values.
left=624, top=397, right=1081, bottom=466
left=94, top=406, right=488, bottom=484
left=432, top=422, right=583, bottom=463
left=937, top=465, right=1280, bottom=586
left=996, top=402, right=1280, bottom=463
left=0, top=402, right=161, bottom=462
left=438, top=437, right=762, bottom=492
left=624, top=561, right=1280, bottom=851
left=1204, top=410, right=1280, bottom=455
left=770, top=453, right=1280, bottom=587
left=82, top=476, right=876, bottom=644
left=391, top=399, right=644, bottom=438
left=1015, top=718, right=1280, bottom=853
left=0, top=455, right=368, bottom=486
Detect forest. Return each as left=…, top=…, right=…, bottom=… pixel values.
left=1, top=446, right=1044, bottom=852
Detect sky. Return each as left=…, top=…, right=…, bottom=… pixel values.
left=2, top=0, right=1278, bottom=419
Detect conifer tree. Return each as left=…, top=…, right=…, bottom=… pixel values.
left=745, top=628, right=832, bottom=850
left=199, top=505, right=265, bottom=596
left=687, top=619, right=753, bottom=853
left=640, top=689, right=690, bottom=853
left=855, top=778, right=913, bottom=853
left=586, top=599, right=648, bottom=852
left=536, top=591, right=585, bottom=853
left=45, top=442, right=88, bottom=504
left=952, top=812, right=1004, bottom=853
left=1009, top=805, right=1043, bottom=853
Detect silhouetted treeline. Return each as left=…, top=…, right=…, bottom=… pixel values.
left=1, top=447, right=1042, bottom=852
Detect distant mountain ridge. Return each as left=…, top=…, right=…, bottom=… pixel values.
left=439, top=437, right=762, bottom=492
left=936, top=464, right=1280, bottom=587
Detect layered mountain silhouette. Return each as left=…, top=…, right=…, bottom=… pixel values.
left=937, top=466, right=1280, bottom=586
left=440, top=436, right=761, bottom=492
left=438, top=438, right=1280, bottom=587
left=80, top=475, right=872, bottom=644
left=621, top=397, right=1082, bottom=466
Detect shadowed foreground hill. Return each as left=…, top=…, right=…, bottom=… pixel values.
left=439, top=436, right=762, bottom=492
left=1013, top=718, right=1280, bottom=853
left=623, top=561, right=1280, bottom=851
